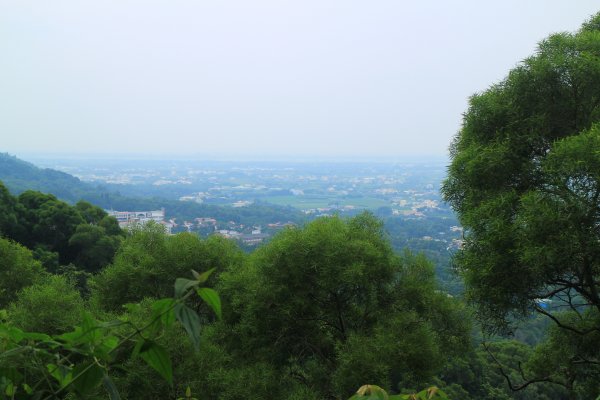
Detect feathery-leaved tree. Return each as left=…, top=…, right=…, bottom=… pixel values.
left=442, top=12, right=600, bottom=395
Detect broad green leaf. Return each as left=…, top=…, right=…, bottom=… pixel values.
left=3, top=326, right=24, bottom=343
left=57, top=316, right=101, bottom=346
left=4, top=382, right=15, bottom=397
left=71, top=363, right=104, bottom=395
left=139, top=342, right=173, bottom=385
left=175, top=304, right=202, bottom=349
left=102, top=375, right=122, bottom=400
left=56, top=327, right=82, bottom=344
left=46, top=363, right=73, bottom=388
left=131, top=338, right=146, bottom=359
left=152, top=298, right=176, bottom=328
left=21, top=332, right=51, bottom=341
left=174, top=278, right=199, bottom=298
left=196, top=287, right=222, bottom=319
left=100, top=336, right=119, bottom=353
left=22, top=383, right=33, bottom=394
left=191, top=267, right=215, bottom=283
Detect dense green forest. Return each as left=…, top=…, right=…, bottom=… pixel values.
left=0, top=180, right=581, bottom=399
left=2, top=11, right=600, bottom=400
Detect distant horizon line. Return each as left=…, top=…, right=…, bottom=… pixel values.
left=7, top=150, right=449, bottom=163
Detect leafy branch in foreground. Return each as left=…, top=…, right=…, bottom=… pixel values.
left=0, top=268, right=220, bottom=399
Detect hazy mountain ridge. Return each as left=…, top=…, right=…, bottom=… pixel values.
left=0, top=153, right=91, bottom=202
left=0, top=152, right=306, bottom=228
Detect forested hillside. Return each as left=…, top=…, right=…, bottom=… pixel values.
left=0, top=153, right=91, bottom=203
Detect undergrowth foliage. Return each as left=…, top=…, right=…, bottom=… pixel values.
left=0, top=269, right=221, bottom=399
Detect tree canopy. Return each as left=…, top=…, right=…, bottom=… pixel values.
left=0, top=182, right=123, bottom=273
left=442, top=12, right=600, bottom=394
left=214, top=213, right=471, bottom=398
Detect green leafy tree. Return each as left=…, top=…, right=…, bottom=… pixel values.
left=68, top=224, right=122, bottom=273
left=10, top=191, right=123, bottom=273
left=0, top=182, right=19, bottom=239
left=91, top=222, right=243, bottom=311
left=8, top=275, right=84, bottom=335
left=214, top=213, right=470, bottom=399
left=74, top=200, right=108, bottom=224
left=0, top=237, right=44, bottom=308
left=442, top=12, right=600, bottom=396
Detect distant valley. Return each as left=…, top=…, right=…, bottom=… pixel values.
left=0, top=153, right=463, bottom=293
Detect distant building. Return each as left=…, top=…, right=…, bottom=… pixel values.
left=267, top=222, right=296, bottom=229
left=239, top=233, right=270, bottom=246
left=160, top=221, right=175, bottom=234
left=106, top=209, right=169, bottom=232
left=217, top=230, right=241, bottom=239
left=195, top=217, right=217, bottom=226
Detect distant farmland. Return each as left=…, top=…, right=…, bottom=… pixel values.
left=261, top=195, right=389, bottom=210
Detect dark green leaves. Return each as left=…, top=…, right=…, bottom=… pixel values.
left=139, top=341, right=173, bottom=385
left=175, top=304, right=202, bottom=350
left=102, top=375, right=122, bottom=400
left=151, top=298, right=176, bottom=329
left=175, top=268, right=217, bottom=298
left=174, top=278, right=199, bottom=298
left=71, top=363, right=104, bottom=396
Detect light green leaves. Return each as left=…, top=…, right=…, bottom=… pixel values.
left=46, top=364, right=73, bottom=388
left=196, top=287, right=222, bottom=320
left=0, top=271, right=222, bottom=398
left=350, top=385, right=389, bottom=400
left=349, top=385, right=448, bottom=400
left=192, top=267, right=215, bottom=283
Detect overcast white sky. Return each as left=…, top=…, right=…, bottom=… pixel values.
left=1, top=1, right=599, bottom=159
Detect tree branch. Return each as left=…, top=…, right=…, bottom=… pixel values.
left=482, top=342, right=563, bottom=391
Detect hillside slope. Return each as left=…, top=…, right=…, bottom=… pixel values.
left=0, top=153, right=92, bottom=202
left=0, top=153, right=305, bottom=225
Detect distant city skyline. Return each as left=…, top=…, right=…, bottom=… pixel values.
left=2, top=1, right=599, bottom=157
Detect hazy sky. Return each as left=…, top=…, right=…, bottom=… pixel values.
left=1, top=1, right=599, bottom=158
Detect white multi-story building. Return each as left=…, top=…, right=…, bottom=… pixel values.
left=106, top=209, right=170, bottom=233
